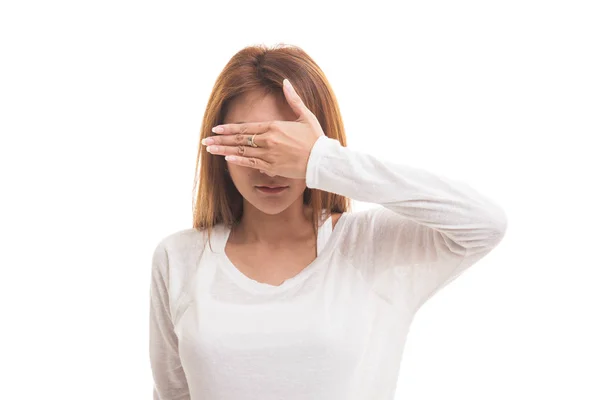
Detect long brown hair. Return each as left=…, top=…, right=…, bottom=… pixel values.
left=192, top=43, right=351, bottom=248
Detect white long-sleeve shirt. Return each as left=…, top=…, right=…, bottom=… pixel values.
left=149, top=135, right=508, bottom=400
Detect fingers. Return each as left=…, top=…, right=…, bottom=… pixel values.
left=224, top=155, right=270, bottom=172
left=206, top=144, right=265, bottom=159
left=206, top=142, right=273, bottom=174
left=211, top=121, right=272, bottom=135
left=202, top=133, right=263, bottom=148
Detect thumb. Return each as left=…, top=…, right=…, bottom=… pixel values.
left=283, top=78, right=310, bottom=120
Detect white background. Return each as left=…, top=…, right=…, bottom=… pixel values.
left=1, top=0, right=598, bottom=399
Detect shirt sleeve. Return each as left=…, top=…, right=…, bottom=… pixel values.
left=149, top=242, right=191, bottom=400
left=305, top=135, right=508, bottom=313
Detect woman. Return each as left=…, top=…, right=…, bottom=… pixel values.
left=149, top=44, right=507, bottom=400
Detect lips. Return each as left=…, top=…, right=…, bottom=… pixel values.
left=255, top=185, right=289, bottom=194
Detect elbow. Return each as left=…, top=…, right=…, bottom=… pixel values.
left=460, top=206, right=508, bottom=256
left=491, top=206, right=508, bottom=245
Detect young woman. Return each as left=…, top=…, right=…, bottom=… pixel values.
left=149, top=44, right=507, bottom=400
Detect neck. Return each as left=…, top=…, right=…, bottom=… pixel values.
left=232, top=199, right=315, bottom=246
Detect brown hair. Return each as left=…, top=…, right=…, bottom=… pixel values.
left=192, top=43, right=351, bottom=248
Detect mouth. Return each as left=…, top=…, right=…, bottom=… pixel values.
left=255, top=185, right=289, bottom=194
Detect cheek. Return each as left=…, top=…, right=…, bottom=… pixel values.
left=227, top=163, right=252, bottom=180
left=289, top=181, right=308, bottom=196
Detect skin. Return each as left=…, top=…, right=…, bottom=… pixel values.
left=222, top=88, right=317, bottom=246
left=205, top=81, right=342, bottom=285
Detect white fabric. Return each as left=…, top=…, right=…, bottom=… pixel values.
left=149, top=135, right=508, bottom=400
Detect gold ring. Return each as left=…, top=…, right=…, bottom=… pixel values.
left=250, top=134, right=258, bottom=148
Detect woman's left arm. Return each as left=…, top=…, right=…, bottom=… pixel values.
left=305, top=135, right=508, bottom=313
left=207, top=78, right=506, bottom=314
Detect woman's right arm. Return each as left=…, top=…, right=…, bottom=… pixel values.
left=149, top=242, right=191, bottom=400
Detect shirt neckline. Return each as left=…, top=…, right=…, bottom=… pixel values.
left=214, top=211, right=347, bottom=294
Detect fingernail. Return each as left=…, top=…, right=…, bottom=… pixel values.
left=212, top=126, right=224, bottom=133
left=202, top=138, right=214, bottom=145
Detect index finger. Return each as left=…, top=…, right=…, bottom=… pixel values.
left=212, top=121, right=272, bottom=135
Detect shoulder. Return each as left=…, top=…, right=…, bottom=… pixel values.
left=155, top=227, right=210, bottom=254
left=151, top=226, right=216, bottom=293
left=329, top=207, right=411, bottom=256
left=333, top=206, right=393, bottom=231
left=151, top=226, right=217, bottom=277
left=150, top=227, right=215, bottom=325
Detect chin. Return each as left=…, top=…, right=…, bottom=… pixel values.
left=255, top=206, right=291, bottom=215
left=242, top=186, right=304, bottom=215
left=249, top=198, right=294, bottom=215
